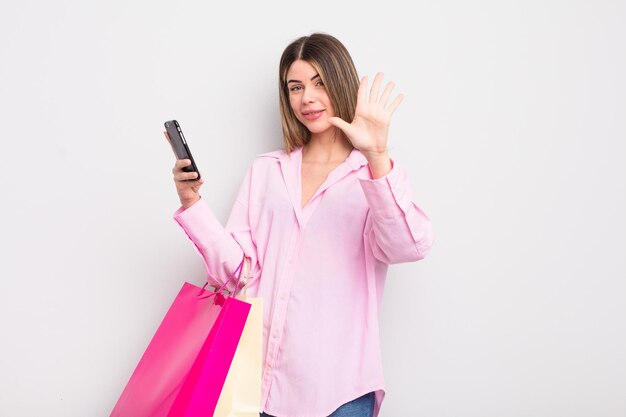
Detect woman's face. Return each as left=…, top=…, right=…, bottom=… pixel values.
left=286, top=60, right=336, bottom=135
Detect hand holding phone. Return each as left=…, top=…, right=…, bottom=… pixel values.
left=164, top=119, right=201, bottom=180
left=164, top=120, right=203, bottom=208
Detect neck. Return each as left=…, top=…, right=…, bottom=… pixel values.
left=303, top=129, right=353, bottom=163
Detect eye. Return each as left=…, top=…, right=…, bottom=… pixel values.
left=315, top=79, right=324, bottom=87
left=289, top=85, right=303, bottom=92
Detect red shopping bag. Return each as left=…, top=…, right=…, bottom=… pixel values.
left=110, top=260, right=251, bottom=417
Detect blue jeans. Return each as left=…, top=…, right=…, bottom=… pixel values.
left=260, top=391, right=375, bottom=417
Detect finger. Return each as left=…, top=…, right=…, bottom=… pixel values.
left=175, top=159, right=192, bottom=169
left=172, top=159, right=192, bottom=175
left=163, top=131, right=171, bottom=142
left=186, top=179, right=203, bottom=189
left=172, top=159, right=191, bottom=174
left=174, top=172, right=197, bottom=182
left=328, top=116, right=353, bottom=134
left=387, top=93, right=405, bottom=116
left=369, top=72, right=384, bottom=105
left=379, top=81, right=395, bottom=108
left=175, top=171, right=199, bottom=182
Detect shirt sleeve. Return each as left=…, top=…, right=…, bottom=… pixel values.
left=358, top=160, right=434, bottom=264
left=172, top=165, right=260, bottom=291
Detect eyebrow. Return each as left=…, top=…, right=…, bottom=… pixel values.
left=286, top=74, right=320, bottom=84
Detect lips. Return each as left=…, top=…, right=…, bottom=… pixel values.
left=302, top=109, right=325, bottom=121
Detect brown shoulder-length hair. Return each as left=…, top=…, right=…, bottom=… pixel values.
left=278, top=33, right=360, bottom=153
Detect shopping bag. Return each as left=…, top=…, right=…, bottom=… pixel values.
left=213, top=295, right=263, bottom=417
left=110, top=260, right=251, bottom=417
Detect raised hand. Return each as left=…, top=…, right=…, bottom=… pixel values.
left=328, top=72, right=404, bottom=158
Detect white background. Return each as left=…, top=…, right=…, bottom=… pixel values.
left=1, top=1, right=625, bottom=416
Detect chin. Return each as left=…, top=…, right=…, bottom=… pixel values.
left=305, top=122, right=333, bottom=134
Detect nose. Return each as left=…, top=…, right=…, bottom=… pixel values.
left=302, top=87, right=316, bottom=104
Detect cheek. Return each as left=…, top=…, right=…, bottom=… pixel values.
left=325, top=103, right=335, bottom=118
left=289, top=98, right=305, bottom=123
left=289, top=95, right=299, bottom=112
left=321, top=94, right=335, bottom=115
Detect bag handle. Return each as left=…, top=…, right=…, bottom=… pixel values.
left=198, top=256, right=245, bottom=299
left=239, top=256, right=252, bottom=298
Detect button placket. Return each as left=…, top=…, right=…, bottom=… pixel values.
left=261, top=226, right=302, bottom=408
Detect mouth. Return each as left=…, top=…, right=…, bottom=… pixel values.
left=302, top=109, right=325, bottom=121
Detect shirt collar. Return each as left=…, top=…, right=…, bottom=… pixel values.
left=260, top=146, right=368, bottom=171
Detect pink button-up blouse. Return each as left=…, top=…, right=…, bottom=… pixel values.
left=173, top=146, right=433, bottom=417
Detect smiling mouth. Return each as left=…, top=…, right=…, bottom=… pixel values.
left=302, top=110, right=324, bottom=120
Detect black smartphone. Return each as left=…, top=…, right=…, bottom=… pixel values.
left=164, top=119, right=201, bottom=180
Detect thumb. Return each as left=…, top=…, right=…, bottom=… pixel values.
left=328, top=117, right=352, bottom=133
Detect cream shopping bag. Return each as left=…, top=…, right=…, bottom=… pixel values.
left=214, top=257, right=263, bottom=417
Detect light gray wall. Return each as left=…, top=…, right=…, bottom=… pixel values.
left=1, top=1, right=624, bottom=416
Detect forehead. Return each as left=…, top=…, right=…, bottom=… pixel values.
left=286, top=60, right=318, bottom=80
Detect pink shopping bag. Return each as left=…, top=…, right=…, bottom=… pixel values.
left=110, top=261, right=251, bottom=417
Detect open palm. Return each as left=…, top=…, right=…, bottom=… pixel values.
left=329, top=72, right=404, bottom=155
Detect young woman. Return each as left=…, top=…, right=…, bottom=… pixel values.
left=166, top=32, right=433, bottom=417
